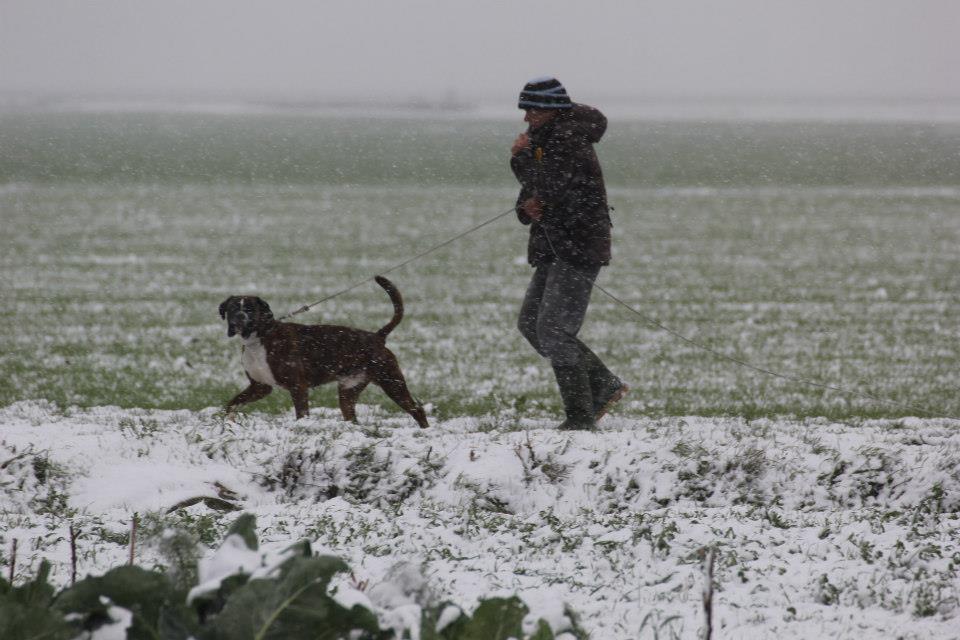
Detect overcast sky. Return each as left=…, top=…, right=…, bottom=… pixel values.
left=1, top=0, right=958, bottom=104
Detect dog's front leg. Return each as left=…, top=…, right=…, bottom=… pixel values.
left=289, top=384, right=310, bottom=419
left=226, top=381, right=273, bottom=414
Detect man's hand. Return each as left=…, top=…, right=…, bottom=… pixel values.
left=522, top=196, right=543, bottom=221
left=511, top=132, right=530, bottom=156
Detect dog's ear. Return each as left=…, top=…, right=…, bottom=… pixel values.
left=255, top=298, right=274, bottom=323
left=218, top=298, right=232, bottom=320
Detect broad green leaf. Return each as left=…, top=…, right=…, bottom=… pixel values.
left=0, top=600, right=72, bottom=640
left=421, top=602, right=469, bottom=640
left=54, top=565, right=187, bottom=639
left=56, top=565, right=175, bottom=620
left=158, top=604, right=200, bottom=640
left=202, top=555, right=384, bottom=640
left=202, top=578, right=273, bottom=640
left=457, top=597, right=528, bottom=640
left=192, top=572, right=251, bottom=623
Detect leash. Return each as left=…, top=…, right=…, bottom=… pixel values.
left=592, top=278, right=955, bottom=419
left=539, top=228, right=958, bottom=420
left=277, top=207, right=516, bottom=321
left=274, top=199, right=953, bottom=419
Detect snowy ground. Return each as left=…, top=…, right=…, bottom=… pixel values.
left=2, top=400, right=959, bottom=638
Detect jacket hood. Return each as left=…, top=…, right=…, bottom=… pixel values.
left=564, top=103, right=607, bottom=143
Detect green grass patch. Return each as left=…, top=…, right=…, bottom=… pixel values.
left=1, top=115, right=958, bottom=419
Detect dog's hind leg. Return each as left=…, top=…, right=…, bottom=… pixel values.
left=226, top=381, right=273, bottom=414
left=337, top=377, right=370, bottom=424
left=372, top=357, right=429, bottom=429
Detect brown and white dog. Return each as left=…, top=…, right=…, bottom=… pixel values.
left=219, top=276, right=429, bottom=427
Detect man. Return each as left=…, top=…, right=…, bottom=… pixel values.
left=511, top=76, right=628, bottom=431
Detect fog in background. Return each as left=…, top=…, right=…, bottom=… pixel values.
left=1, top=0, right=958, bottom=117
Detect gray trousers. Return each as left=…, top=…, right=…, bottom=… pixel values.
left=517, top=260, right=618, bottom=392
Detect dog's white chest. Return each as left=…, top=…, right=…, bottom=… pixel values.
left=241, top=337, right=277, bottom=386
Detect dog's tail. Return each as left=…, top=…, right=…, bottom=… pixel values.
left=374, top=275, right=404, bottom=338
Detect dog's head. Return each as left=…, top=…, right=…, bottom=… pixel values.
left=218, top=296, right=274, bottom=339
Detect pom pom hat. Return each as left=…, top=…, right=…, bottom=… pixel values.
left=518, top=76, right=573, bottom=110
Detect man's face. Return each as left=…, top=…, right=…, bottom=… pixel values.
left=524, top=108, right=557, bottom=130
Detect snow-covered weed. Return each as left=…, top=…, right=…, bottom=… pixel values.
left=3, top=402, right=960, bottom=638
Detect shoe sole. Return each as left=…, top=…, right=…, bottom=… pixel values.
left=595, top=384, right=629, bottom=422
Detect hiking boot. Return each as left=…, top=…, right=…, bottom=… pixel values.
left=552, top=362, right=596, bottom=431
left=574, top=343, right=624, bottom=422
left=594, top=381, right=629, bottom=422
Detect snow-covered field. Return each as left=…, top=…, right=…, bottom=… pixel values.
left=3, top=400, right=959, bottom=638
left=3, top=113, right=960, bottom=637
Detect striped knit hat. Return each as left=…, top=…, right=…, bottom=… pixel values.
left=518, top=76, right=573, bottom=110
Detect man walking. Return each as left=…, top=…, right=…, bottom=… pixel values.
left=511, top=76, right=628, bottom=430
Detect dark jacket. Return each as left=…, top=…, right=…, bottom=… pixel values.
left=511, top=103, right=612, bottom=267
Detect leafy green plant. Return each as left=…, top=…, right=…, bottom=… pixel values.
left=0, top=560, right=72, bottom=640
left=55, top=564, right=197, bottom=639
left=0, top=513, right=584, bottom=640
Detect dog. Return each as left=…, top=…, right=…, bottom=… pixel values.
left=219, top=276, right=429, bottom=427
